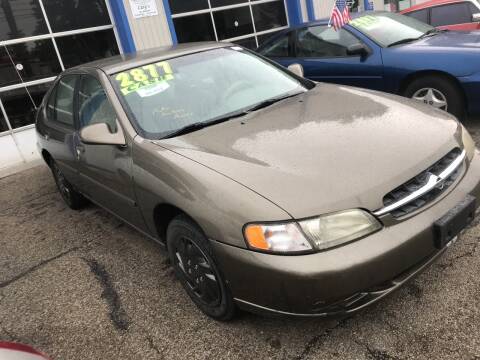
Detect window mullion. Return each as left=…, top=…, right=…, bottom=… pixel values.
left=37, top=0, right=65, bottom=71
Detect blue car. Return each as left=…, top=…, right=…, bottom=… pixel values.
left=257, top=11, right=480, bottom=119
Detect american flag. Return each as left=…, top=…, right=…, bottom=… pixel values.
left=329, top=0, right=352, bottom=31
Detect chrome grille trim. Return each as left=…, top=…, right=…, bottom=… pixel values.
left=374, top=149, right=466, bottom=217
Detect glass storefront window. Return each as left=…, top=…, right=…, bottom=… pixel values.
left=43, top=0, right=111, bottom=32
left=56, top=29, right=119, bottom=69
left=0, top=82, right=51, bottom=129
left=172, top=0, right=288, bottom=46
left=252, top=1, right=288, bottom=32
left=233, top=36, right=257, bottom=49
left=168, top=0, right=209, bottom=14
left=0, top=0, right=48, bottom=40
left=0, top=106, right=9, bottom=132
left=213, top=7, right=254, bottom=40
left=0, top=40, right=62, bottom=87
left=174, top=14, right=216, bottom=42
left=257, top=30, right=282, bottom=46
left=211, top=0, right=245, bottom=7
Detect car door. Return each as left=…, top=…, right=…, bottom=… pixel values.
left=41, top=74, right=81, bottom=187
left=292, top=25, right=385, bottom=90
left=430, top=2, right=480, bottom=30
left=74, top=72, right=147, bottom=231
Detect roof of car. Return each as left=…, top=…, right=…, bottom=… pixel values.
left=400, top=0, right=474, bottom=12
left=70, top=42, right=231, bottom=75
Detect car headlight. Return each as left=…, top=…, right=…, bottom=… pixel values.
left=298, top=209, right=382, bottom=250
left=244, top=209, right=381, bottom=253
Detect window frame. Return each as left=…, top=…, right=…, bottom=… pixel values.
left=292, top=25, right=370, bottom=60
left=170, top=0, right=290, bottom=48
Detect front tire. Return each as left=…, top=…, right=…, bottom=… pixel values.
left=51, top=161, right=88, bottom=210
left=167, top=215, right=235, bottom=321
left=404, top=75, right=465, bottom=120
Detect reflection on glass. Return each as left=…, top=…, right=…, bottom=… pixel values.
left=0, top=0, right=48, bottom=40
left=43, top=0, right=111, bottom=32
left=56, top=29, right=119, bottom=69
left=213, top=6, right=254, bottom=40
left=0, top=40, right=62, bottom=87
left=174, top=14, right=216, bottom=42
left=0, top=105, right=9, bottom=132
left=168, top=0, right=209, bottom=14
left=234, top=37, right=257, bottom=50
left=257, top=31, right=282, bottom=46
left=252, top=1, right=287, bottom=32
left=0, top=82, right=51, bottom=129
left=52, top=76, right=76, bottom=126
left=211, top=0, right=246, bottom=7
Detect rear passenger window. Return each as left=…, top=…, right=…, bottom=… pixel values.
left=78, top=75, right=117, bottom=132
left=47, top=75, right=77, bottom=126
left=405, top=9, right=429, bottom=24
left=431, top=3, right=474, bottom=26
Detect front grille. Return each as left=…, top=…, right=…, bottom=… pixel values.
left=381, top=148, right=464, bottom=218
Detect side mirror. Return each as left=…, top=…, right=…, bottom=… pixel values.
left=346, top=43, right=370, bottom=57
left=472, top=13, right=480, bottom=22
left=80, top=122, right=126, bottom=146
left=287, top=63, right=304, bottom=78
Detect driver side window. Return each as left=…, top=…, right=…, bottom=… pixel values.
left=259, top=34, right=290, bottom=57
left=296, top=26, right=361, bottom=58
left=78, top=75, right=117, bottom=132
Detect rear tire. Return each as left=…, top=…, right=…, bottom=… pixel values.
left=167, top=215, right=235, bottom=321
left=51, top=161, right=88, bottom=210
left=404, top=75, right=465, bottom=120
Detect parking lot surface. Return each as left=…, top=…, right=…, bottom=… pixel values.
left=1, top=119, right=480, bottom=360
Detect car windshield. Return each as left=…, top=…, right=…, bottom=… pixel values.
left=350, top=12, right=434, bottom=47
left=111, top=47, right=307, bottom=138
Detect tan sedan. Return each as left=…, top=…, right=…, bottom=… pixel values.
left=36, top=43, right=480, bottom=320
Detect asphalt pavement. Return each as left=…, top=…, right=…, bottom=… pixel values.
left=1, top=119, right=480, bottom=360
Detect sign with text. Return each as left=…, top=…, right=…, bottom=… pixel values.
left=129, top=0, right=158, bottom=18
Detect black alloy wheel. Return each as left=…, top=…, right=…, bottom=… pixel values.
left=167, top=215, right=235, bottom=320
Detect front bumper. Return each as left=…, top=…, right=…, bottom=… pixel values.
left=210, top=150, right=480, bottom=317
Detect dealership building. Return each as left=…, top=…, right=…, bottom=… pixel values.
left=0, top=0, right=423, bottom=171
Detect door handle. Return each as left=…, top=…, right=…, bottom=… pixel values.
left=44, top=132, right=50, bottom=141
left=75, top=145, right=85, bottom=160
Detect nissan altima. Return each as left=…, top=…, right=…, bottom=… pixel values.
left=36, top=43, right=480, bottom=320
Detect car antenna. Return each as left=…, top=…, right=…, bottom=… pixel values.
left=2, top=44, right=37, bottom=110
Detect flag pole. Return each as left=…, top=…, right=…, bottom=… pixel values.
left=327, top=0, right=337, bottom=27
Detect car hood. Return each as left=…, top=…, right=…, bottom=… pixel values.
left=408, top=30, right=480, bottom=50
left=154, top=84, right=463, bottom=219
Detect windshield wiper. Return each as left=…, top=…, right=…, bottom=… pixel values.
left=162, top=91, right=304, bottom=139
left=245, top=91, right=304, bottom=112
left=419, top=28, right=442, bottom=39
left=388, top=29, right=442, bottom=47
left=162, top=110, right=249, bottom=139
left=387, top=37, right=419, bottom=47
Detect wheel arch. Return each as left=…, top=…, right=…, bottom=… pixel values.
left=153, top=203, right=205, bottom=245
left=398, top=70, right=467, bottom=106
